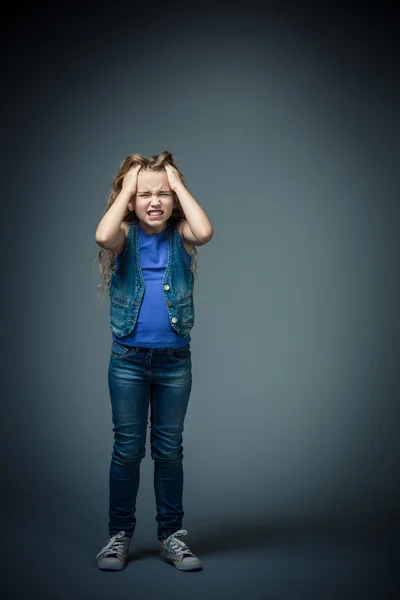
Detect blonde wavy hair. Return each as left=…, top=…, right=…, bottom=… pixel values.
left=93, top=151, right=198, bottom=302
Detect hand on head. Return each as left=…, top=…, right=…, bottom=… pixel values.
left=122, top=164, right=142, bottom=196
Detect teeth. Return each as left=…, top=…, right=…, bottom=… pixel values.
left=148, top=211, right=162, bottom=215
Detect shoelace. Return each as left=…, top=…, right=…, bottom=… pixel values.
left=96, top=531, right=129, bottom=559
left=162, top=529, right=193, bottom=555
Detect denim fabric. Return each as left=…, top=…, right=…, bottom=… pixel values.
left=108, top=339, right=192, bottom=541
left=110, top=220, right=195, bottom=339
left=111, top=221, right=191, bottom=348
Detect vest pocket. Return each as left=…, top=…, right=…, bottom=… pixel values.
left=177, top=294, right=194, bottom=333
left=110, top=294, right=130, bottom=333
left=111, top=294, right=129, bottom=308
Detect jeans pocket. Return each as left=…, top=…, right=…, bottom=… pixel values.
left=170, top=344, right=191, bottom=363
left=111, top=340, right=137, bottom=359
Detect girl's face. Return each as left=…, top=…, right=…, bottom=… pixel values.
left=129, top=169, right=177, bottom=233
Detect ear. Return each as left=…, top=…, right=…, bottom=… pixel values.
left=127, top=194, right=136, bottom=211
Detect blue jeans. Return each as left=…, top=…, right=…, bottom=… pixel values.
left=107, top=339, right=192, bottom=541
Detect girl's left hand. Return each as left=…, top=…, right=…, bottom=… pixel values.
left=165, top=163, right=183, bottom=192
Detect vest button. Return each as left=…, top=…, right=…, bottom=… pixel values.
left=172, top=317, right=178, bottom=323
left=167, top=301, right=173, bottom=307
left=163, top=284, right=170, bottom=290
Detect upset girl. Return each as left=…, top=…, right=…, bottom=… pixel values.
left=94, top=151, right=213, bottom=571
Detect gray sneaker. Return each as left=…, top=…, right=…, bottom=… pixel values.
left=96, top=531, right=132, bottom=570
left=159, top=529, right=202, bottom=571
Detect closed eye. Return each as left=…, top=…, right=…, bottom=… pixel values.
left=139, top=192, right=169, bottom=196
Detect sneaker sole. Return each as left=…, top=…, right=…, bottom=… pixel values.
left=161, top=556, right=203, bottom=571
left=97, top=558, right=127, bottom=571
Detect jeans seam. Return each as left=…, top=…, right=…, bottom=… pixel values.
left=156, top=460, right=166, bottom=538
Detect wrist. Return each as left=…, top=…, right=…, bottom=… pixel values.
left=173, top=182, right=185, bottom=194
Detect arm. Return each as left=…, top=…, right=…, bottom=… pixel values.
left=95, top=188, right=131, bottom=249
left=165, top=164, right=213, bottom=243
left=95, top=164, right=141, bottom=249
left=173, top=182, right=214, bottom=244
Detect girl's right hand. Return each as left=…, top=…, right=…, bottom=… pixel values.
left=122, top=164, right=142, bottom=196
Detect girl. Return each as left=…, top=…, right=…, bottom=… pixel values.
left=94, top=151, right=213, bottom=572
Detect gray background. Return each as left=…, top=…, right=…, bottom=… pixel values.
left=2, top=1, right=399, bottom=598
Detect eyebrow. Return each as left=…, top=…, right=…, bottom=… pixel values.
left=138, top=189, right=170, bottom=193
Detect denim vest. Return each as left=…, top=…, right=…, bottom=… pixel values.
left=109, top=220, right=195, bottom=339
